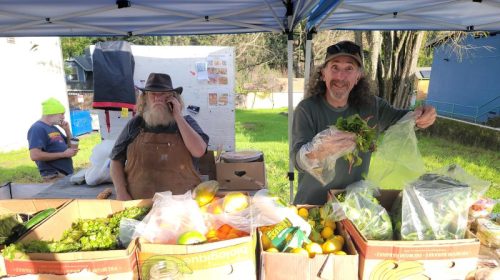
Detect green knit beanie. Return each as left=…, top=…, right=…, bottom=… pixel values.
left=42, top=98, right=65, bottom=115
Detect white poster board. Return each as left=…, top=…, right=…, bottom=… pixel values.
left=131, top=45, right=236, bottom=151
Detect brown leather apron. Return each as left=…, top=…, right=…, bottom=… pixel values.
left=124, top=130, right=201, bottom=199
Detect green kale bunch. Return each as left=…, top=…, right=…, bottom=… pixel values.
left=335, top=114, right=376, bottom=172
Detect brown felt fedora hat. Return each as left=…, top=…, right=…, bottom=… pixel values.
left=139, top=73, right=183, bottom=94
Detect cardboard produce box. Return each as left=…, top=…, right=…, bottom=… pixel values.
left=216, top=151, right=266, bottom=190
left=259, top=221, right=358, bottom=280
left=2, top=199, right=152, bottom=280
left=137, top=233, right=257, bottom=280
left=338, top=189, right=480, bottom=280
left=0, top=199, right=71, bottom=276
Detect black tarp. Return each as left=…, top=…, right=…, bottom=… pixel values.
left=92, top=41, right=135, bottom=110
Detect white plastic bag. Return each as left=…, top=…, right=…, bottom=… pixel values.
left=134, top=191, right=207, bottom=244
left=85, top=139, right=115, bottom=185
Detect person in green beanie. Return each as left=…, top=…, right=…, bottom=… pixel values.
left=27, top=97, right=78, bottom=181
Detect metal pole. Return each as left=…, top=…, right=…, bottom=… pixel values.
left=304, top=31, right=313, bottom=95
left=288, top=33, right=295, bottom=204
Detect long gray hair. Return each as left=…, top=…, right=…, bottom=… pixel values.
left=305, top=64, right=374, bottom=108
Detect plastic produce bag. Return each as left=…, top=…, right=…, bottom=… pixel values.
left=85, top=139, right=116, bottom=185
left=298, top=127, right=356, bottom=186
left=119, top=218, right=140, bottom=247
left=250, top=189, right=311, bottom=236
left=134, top=191, right=207, bottom=244
left=334, top=181, right=393, bottom=240
left=394, top=165, right=490, bottom=241
left=368, top=112, right=424, bottom=189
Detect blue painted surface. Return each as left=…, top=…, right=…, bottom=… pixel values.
left=70, top=110, right=92, bottom=136
left=427, top=35, right=500, bottom=123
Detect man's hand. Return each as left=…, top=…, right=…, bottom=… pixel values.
left=62, top=148, right=78, bottom=158
left=306, top=131, right=356, bottom=161
left=414, top=105, right=437, bottom=129
left=60, top=120, right=71, bottom=132
left=116, top=191, right=132, bottom=201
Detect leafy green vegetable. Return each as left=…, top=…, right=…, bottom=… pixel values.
left=0, top=214, right=23, bottom=245
left=334, top=114, right=376, bottom=173
left=2, top=206, right=150, bottom=257
left=339, top=188, right=393, bottom=240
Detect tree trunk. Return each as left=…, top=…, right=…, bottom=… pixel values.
left=367, top=31, right=381, bottom=95
left=367, top=31, right=426, bottom=108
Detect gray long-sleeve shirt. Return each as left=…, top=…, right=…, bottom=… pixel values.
left=292, top=94, right=408, bottom=205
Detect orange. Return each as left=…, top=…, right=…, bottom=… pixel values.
left=304, top=242, right=323, bottom=258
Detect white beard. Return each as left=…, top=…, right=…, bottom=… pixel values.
left=143, top=104, right=175, bottom=127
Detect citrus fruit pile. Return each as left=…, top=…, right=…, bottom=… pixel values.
left=260, top=204, right=347, bottom=257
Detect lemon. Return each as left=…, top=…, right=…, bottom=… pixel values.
left=290, top=247, right=308, bottom=254
left=298, top=207, right=309, bottom=219
left=321, top=239, right=342, bottom=254
left=222, top=192, right=249, bottom=213
left=334, top=250, right=347, bottom=255
left=331, top=235, right=345, bottom=246
left=323, top=218, right=336, bottom=231
left=304, top=242, right=323, bottom=258
left=266, top=248, right=279, bottom=253
left=321, top=226, right=334, bottom=239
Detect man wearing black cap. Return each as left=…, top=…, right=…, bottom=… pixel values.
left=292, top=41, right=436, bottom=205
left=110, top=73, right=209, bottom=200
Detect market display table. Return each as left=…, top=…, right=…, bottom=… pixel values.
left=32, top=176, right=116, bottom=199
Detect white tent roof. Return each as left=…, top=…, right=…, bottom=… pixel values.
left=0, top=0, right=318, bottom=37
left=307, top=0, right=500, bottom=32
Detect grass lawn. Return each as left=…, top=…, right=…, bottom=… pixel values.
left=1, top=108, right=499, bottom=212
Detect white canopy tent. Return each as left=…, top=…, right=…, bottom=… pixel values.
left=2, top=0, right=500, bottom=202
left=0, top=0, right=321, bottom=201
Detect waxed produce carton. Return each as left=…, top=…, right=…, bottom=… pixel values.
left=337, top=189, right=480, bottom=280
left=2, top=199, right=152, bottom=280
left=137, top=233, right=257, bottom=280
left=258, top=213, right=358, bottom=280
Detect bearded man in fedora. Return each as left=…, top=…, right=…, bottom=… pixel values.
left=110, top=73, right=209, bottom=200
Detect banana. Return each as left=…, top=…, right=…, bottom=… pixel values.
left=382, top=261, right=425, bottom=280
left=141, top=255, right=193, bottom=280
left=370, top=260, right=397, bottom=280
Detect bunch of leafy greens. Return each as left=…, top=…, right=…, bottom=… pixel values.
left=2, top=206, right=150, bottom=259
left=336, top=188, right=393, bottom=240
left=334, top=114, right=376, bottom=173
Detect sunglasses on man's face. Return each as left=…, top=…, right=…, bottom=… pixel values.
left=327, top=41, right=361, bottom=57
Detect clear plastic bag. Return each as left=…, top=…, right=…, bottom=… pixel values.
left=119, top=218, right=140, bottom=247
left=334, top=181, right=393, bottom=240
left=396, top=166, right=490, bottom=240
left=134, top=191, right=207, bottom=244
left=250, top=189, right=311, bottom=236
left=367, top=112, right=424, bottom=189
left=298, top=127, right=356, bottom=186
